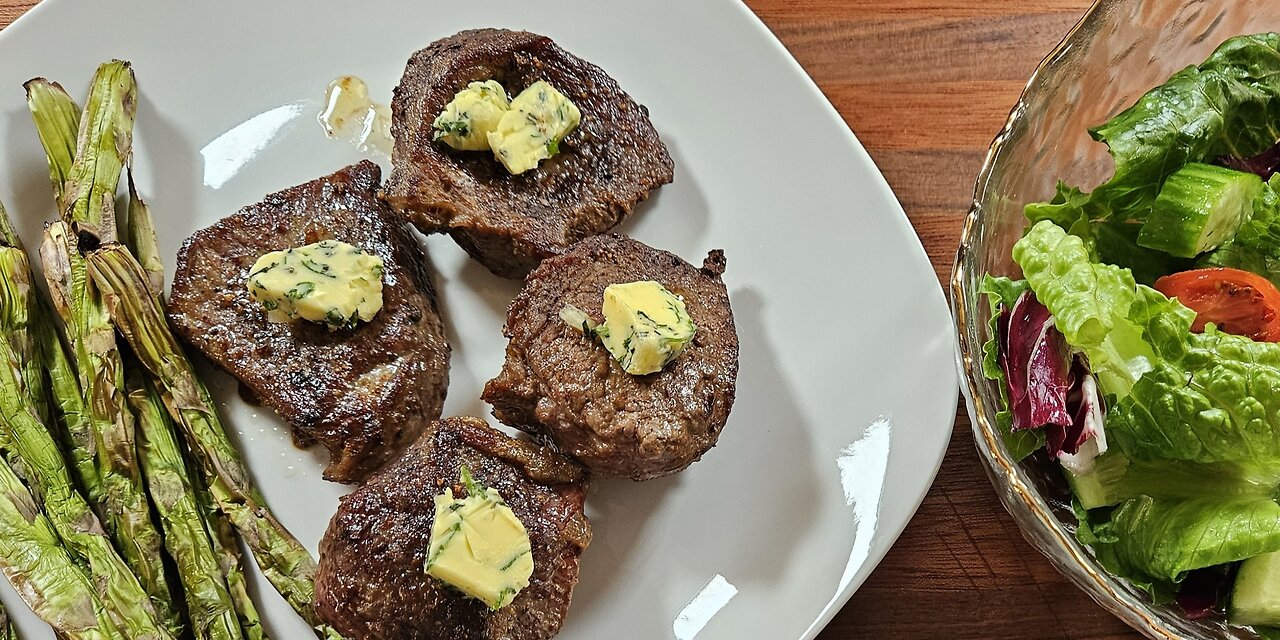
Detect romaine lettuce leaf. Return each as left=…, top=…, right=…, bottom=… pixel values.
left=1012, top=221, right=1191, bottom=397
left=1016, top=220, right=1280, bottom=599
left=1012, top=220, right=1138, bottom=349
left=1089, top=34, right=1280, bottom=220
left=1086, top=496, right=1280, bottom=590
left=1025, top=182, right=1094, bottom=232
left=1067, top=451, right=1280, bottom=510
left=1094, top=220, right=1194, bottom=285
left=1027, top=183, right=1193, bottom=284
left=1108, top=327, right=1280, bottom=467
left=1025, top=33, right=1280, bottom=229
left=1016, top=220, right=1280, bottom=467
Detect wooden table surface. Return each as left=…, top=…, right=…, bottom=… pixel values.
left=0, top=1, right=1142, bottom=639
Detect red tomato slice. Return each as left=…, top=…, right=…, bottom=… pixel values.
left=1154, top=268, right=1280, bottom=342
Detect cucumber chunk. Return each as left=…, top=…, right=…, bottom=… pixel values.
left=1231, top=551, right=1280, bottom=626
left=1138, top=163, right=1264, bottom=258
left=1064, top=452, right=1130, bottom=510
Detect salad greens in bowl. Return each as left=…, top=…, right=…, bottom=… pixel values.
left=954, top=1, right=1280, bottom=638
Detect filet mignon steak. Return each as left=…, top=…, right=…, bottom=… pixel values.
left=166, top=161, right=451, bottom=483
left=483, top=234, right=739, bottom=480
left=383, top=28, right=675, bottom=279
left=315, top=416, right=592, bottom=640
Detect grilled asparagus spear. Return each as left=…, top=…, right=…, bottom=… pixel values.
left=0, top=452, right=123, bottom=640
left=129, top=370, right=243, bottom=640
left=29, top=61, right=181, bottom=635
left=0, top=317, right=171, bottom=639
left=0, top=212, right=49, bottom=427
left=35, top=308, right=97, bottom=497
left=124, top=183, right=267, bottom=640
left=198, top=478, right=266, bottom=640
left=89, top=244, right=340, bottom=638
left=24, top=78, right=96, bottom=497
left=22, top=78, right=79, bottom=213
left=126, top=175, right=165, bottom=296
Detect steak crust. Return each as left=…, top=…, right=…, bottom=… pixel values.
left=384, top=28, right=674, bottom=279
left=315, top=416, right=591, bottom=640
left=166, top=161, right=450, bottom=483
left=482, top=234, right=738, bottom=480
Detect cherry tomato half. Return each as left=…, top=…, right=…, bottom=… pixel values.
left=1154, top=267, right=1280, bottom=342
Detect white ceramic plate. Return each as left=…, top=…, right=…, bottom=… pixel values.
left=0, top=1, right=956, bottom=638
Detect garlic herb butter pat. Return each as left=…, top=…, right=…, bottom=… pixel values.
left=426, top=467, right=534, bottom=611
left=433, top=80, right=512, bottom=151
left=246, top=240, right=384, bottom=330
left=596, top=281, right=696, bottom=375
left=487, top=80, right=581, bottom=175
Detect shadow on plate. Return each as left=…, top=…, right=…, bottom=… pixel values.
left=3, top=104, right=61, bottom=241
left=612, top=134, right=709, bottom=248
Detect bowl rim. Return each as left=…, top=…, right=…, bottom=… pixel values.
left=949, top=0, right=1219, bottom=637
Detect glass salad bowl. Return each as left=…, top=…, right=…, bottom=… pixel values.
left=952, top=0, right=1280, bottom=638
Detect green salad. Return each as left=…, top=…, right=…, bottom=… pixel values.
left=985, top=33, right=1280, bottom=629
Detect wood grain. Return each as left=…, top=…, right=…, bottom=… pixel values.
left=0, top=1, right=1141, bottom=638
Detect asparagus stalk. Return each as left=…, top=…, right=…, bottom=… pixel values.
left=0, top=206, right=86, bottom=504
left=0, top=453, right=123, bottom=640
left=23, top=78, right=80, bottom=214
left=125, top=174, right=165, bottom=297
left=29, top=61, right=182, bottom=635
left=128, top=369, right=243, bottom=640
left=0, top=230, right=159, bottom=637
left=88, top=244, right=340, bottom=637
left=0, top=330, right=171, bottom=639
left=35, top=308, right=98, bottom=497
left=0, top=244, right=48, bottom=427
left=40, top=223, right=181, bottom=636
left=201, top=488, right=266, bottom=640
left=0, top=203, right=49, bottom=432
left=124, top=181, right=266, bottom=640
left=61, top=61, right=134, bottom=239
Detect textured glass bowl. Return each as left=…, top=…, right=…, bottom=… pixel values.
left=952, top=1, right=1280, bottom=638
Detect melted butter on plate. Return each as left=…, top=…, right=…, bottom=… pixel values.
left=318, top=75, right=392, bottom=156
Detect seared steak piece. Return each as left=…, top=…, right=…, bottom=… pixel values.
left=384, top=28, right=675, bottom=279
left=315, top=416, right=592, bottom=640
left=167, top=161, right=450, bottom=483
left=483, top=235, right=738, bottom=480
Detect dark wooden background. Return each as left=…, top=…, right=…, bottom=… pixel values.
left=0, top=1, right=1142, bottom=638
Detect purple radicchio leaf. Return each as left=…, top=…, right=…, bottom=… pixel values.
left=997, top=291, right=1105, bottom=458
left=1218, top=140, right=1280, bottom=179
left=1052, top=357, right=1105, bottom=459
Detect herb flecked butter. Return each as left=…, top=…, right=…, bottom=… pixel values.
left=487, top=80, right=581, bottom=175
left=432, top=80, right=511, bottom=151
left=596, top=280, right=696, bottom=375
left=426, top=466, right=534, bottom=611
left=246, top=239, right=384, bottom=330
